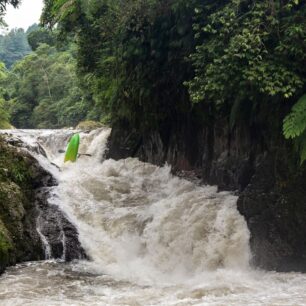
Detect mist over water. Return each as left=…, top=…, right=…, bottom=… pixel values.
left=1, top=128, right=306, bottom=305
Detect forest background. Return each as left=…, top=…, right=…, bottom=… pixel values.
left=0, top=0, right=305, bottom=163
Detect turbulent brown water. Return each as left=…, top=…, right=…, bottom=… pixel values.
left=1, top=129, right=306, bottom=306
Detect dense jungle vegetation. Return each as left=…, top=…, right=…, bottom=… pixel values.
left=0, top=27, right=31, bottom=68
left=0, top=26, right=92, bottom=128
left=0, top=0, right=306, bottom=161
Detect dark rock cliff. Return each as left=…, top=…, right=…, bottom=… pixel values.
left=0, top=137, right=85, bottom=274
left=106, top=118, right=306, bottom=272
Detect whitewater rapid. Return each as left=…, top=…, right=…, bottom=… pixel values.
left=1, top=128, right=306, bottom=305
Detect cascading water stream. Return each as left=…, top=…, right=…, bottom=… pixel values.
left=1, top=128, right=306, bottom=305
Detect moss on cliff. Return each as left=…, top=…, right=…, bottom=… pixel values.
left=0, top=220, right=13, bottom=270
left=0, top=139, right=32, bottom=188
left=0, top=136, right=44, bottom=274
left=0, top=122, right=12, bottom=129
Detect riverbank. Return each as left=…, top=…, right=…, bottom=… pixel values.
left=0, top=136, right=47, bottom=273
left=0, top=134, right=84, bottom=274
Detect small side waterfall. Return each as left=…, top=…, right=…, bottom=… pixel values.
left=36, top=210, right=52, bottom=259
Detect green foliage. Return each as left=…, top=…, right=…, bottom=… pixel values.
left=41, top=0, right=82, bottom=30
left=283, top=95, right=306, bottom=139
left=185, top=0, right=306, bottom=163
left=0, top=136, right=33, bottom=187
left=26, top=23, right=40, bottom=34
left=294, top=132, right=306, bottom=165
left=42, top=0, right=195, bottom=129
left=27, top=27, right=55, bottom=51
left=0, top=61, right=10, bottom=128
left=0, top=28, right=32, bottom=68
left=0, top=221, right=12, bottom=265
left=37, top=0, right=306, bottom=166
left=76, top=120, right=105, bottom=130
left=6, top=43, right=91, bottom=128
left=0, top=98, right=10, bottom=128
left=188, top=0, right=306, bottom=122
left=283, top=94, right=306, bottom=164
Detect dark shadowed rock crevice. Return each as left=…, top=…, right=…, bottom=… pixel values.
left=237, top=152, right=306, bottom=272
left=36, top=188, right=85, bottom=261
left=106, top=118, right=306, bottom=272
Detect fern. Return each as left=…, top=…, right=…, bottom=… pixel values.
left=300, top=142, right=306, bottom=165
left=283, top=94, right=306, bottom=139
left=283, top=94, right=306, bottom=165
left=293, top=131, right=306, bottom=165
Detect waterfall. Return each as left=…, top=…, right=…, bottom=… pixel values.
left=2, top=128, right=251, bottom=284
left=56, top=158, right=251, bottom=285
left=1, top=128, right=305, bottom=305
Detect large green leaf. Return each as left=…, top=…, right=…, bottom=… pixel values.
left=283, top=94, right=306, bottom=139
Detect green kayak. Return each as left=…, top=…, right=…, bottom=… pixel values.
left=64, top=133, right=80, bottom=163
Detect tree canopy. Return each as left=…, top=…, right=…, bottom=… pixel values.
left=0, top=0, right=20, bottom=14
left=0, top=61, right=10, bottom=128
left=41, top=0, right=195, bottom=129
left=39, top=0, right=306, bottom=162
left=0, top=28, right=32, bottom=68
left=0, top=0, right=305, bottom=163
left=27, top=26, right=56, bottom=50
left=5, top=43, right=90, bottom=128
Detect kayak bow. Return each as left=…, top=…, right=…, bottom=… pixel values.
left=64, top=133, right=80, bottom=163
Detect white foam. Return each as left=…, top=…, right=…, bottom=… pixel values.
left=1, top=129, right=306, bottom=305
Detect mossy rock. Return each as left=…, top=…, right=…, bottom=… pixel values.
left=0, top=138, right=33, bottom=189
left=0, top=137, right=45, bottom=273
left=0, top=121, right=13, bottom=129
left=0, top=220, right=13, bottom=273
left=76, top=120, right=105, bottom=130
left=0, top=182, right=26, bottom=228
left=0, top=136, right=84, bottom=274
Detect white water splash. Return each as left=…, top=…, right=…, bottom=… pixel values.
left=36, top=214, right=52, bottom=260
left=52, top=157, right=250, bottom=286
left=1, top=128, right=306, bottom=305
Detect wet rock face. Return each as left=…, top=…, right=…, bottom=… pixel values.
left=107, top=120, right=306, bottom=272
left=0, top=139, right=43, bottom=274
left=36, top=188, right=86, bottom=261
left=107, top=120, right=259, bottom=191
left=106, top=123, right=143, bottom=160
left=0, top=137, right=85, bottom=274
left=237, top=153, right=306, bottom=272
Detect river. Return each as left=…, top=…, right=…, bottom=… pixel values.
left=0, top=128, right=306, bottom=306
